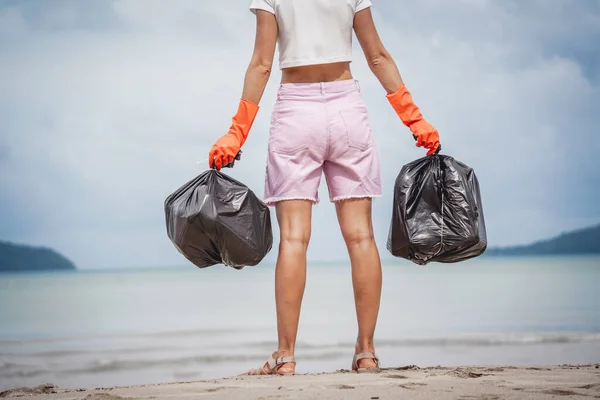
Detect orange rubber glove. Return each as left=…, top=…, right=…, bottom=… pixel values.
left=209, top=99, right=259, bottom=170
left=387, top=85, right=441, bottom=156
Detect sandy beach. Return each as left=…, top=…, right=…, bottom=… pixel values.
left=2, top=364, right=599, bottom=400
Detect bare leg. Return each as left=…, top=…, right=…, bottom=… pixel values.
left=335, top=198, right=382, bottom=369
left=273, top=200, right=312, bottom=374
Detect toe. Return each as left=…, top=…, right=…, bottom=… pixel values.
left=358, top=358, right=377, bottom=369
left=277, top=362, right=295, bottom=375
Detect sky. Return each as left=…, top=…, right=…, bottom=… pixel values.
left=0, top=0, right=599, bottom=269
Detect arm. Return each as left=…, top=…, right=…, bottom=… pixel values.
left=353, top=8, right=403, bottom=94
left=242, top=10, right=278, bottom=104
left=354, top=9, right=441, bottom=155
left=208, top=10, right=278, bottom=170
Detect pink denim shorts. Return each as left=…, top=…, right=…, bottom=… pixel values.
left=264, top=79, right=382, bottom=206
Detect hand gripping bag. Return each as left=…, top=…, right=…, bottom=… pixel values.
left=387, top=154, right=487, bottom=265
left=164, top=169, right=273, bottom=270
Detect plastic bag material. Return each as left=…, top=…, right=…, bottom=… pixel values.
left=164, top=169, right=273, bottom=270
left=387, top=154, right=487, bottom=265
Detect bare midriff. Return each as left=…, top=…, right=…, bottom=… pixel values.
left=281, top=62, right=353, bottom=84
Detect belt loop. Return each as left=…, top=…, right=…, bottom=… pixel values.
left=320, top=82, right=325, bottom=95
left=355, top=79, right=361, bottom=93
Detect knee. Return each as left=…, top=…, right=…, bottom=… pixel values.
left=343, top=228, right=375, bottom=248
left=280, top=231, right=311, bottom=253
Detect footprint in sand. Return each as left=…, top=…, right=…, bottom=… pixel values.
left=445, top=369, right=485, bottom=379
left=398, top=382, right=427, bottom=390
left=384, top=375, right=409, bottom=379
left=83, top=394, right=134, bottom=400
left=203, top=387, right=227, bottom=393
left=542, top=389, right=582, bottom=397
left=483, top=367, right=504, bottom=372
left=576, top=383, right=600, bottom=390
left=0, top=384, right=57, bottom=398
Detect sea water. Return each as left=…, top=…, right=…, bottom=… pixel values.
left=1, top=256, right=599, bottom=390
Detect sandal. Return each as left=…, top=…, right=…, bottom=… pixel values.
left=247, top=351, right=296, bottom=376
left=352, top=352, right=381, bottom=374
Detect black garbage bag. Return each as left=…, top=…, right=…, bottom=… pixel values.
left=387, top=154, right=487, bottom=265
left=164, top=169, right=273, bottom=270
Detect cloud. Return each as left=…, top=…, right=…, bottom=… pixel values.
left=0, top=0, right=598, bottom=268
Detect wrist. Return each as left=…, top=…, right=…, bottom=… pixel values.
left=239, top=98, right=259, bottom=114
left=386, top=85, right=423, bottom=128
left=230, top=98, right=260, bottom=146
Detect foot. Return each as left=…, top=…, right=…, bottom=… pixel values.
left=276, top=361, right=295, bottom=375
left=357, top=356, right=377, bottom=369
left=273, top=350, right=295, bottom=374
left=355, top=344, right=378, bottom=369
left=247, top=351, right=296, bottom=375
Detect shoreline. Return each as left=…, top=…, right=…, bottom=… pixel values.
left=3, top=364, right=599, bottom=400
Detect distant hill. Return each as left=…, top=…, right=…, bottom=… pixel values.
left=0, top=241, right=77, bottom=272
left=486, top=224, right=600, bottom=256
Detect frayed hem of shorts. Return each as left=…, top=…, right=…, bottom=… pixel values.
left=264, top=197, right=319, bottom=207
left=331, top=194, right=382, bottom=202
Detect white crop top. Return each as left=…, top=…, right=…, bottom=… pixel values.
left=249, top=0, right=372, bottom=69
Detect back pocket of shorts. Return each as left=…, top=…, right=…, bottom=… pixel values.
left=269, top=111, right=310, bottom=155
left=340, top=106, right=373, bottom=151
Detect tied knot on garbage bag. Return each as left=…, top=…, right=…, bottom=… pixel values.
left=387, top=153, right=487, bottom=265
left=164, top=161, right=273, bottom=270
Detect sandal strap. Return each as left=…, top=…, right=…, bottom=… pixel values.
left=266, top=352, right=296, bottom=371
left=276, top=356, right=296, bottom=364
left=354, top=352, right=378, bottom=361
left=247, top=352, right=296, bottom=375
left=353, top=352, right=380, bottom=369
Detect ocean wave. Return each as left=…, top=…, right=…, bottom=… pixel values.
left=0, top=368, right=46, bottom=379
left=371, top=333, right=600, bottom=347
left=0, top=361, right=18, bottom=371
left=237, top=333, right=600, bottom=350
left=0, top=361, right=47, bottom=379
left=0, top=328, right=260, bottom=346
left=62, top=351, right=346, bottom=374
left=2, top=333, right=599, bottom=377
left=246, top=340, right=336, bottom=350
left=0, top=345, right=185, bottom=358
left=134, top=329, right=246, bottom=339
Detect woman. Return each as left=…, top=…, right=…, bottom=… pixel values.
left=209, top=0, right=440, bottom=375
